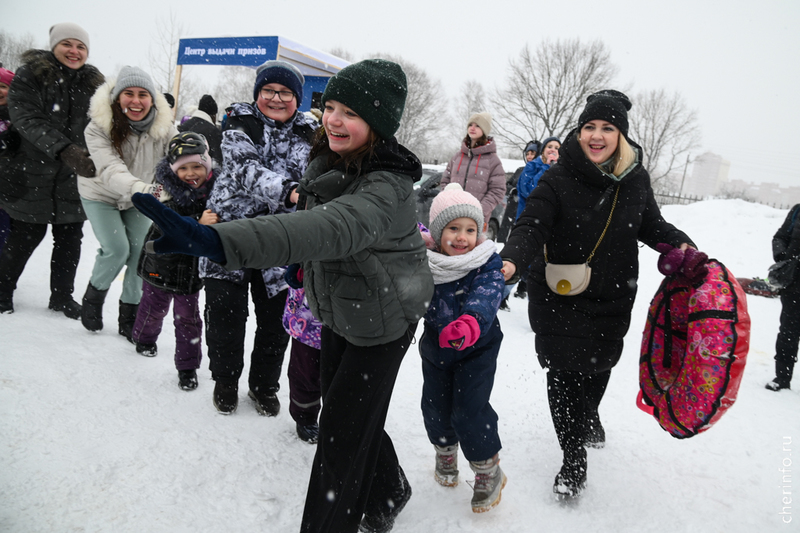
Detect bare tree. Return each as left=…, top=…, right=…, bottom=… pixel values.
left=628, top=89, right=701, bottom=183
left=0, top=30, right=38, bottom=71
left=328, top=47, right=356, bottom=62
left=369, top=53, right=449, bottom=161
left=212, top=66, right=256, bottom=113
left=147, top=10, right=187, bottom=94
left=490, top=39, right=618, bottom=146
left=453, top=80, right=487, bottom=127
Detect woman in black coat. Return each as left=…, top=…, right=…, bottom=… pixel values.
left=501, top=90, right=698, bottom=498
left=766, top=204, right=800, bottom=391
left=0, top=23, right=103, bottom=316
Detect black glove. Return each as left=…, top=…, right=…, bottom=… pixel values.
left=132, top=192, right=226, bottom=263
left=60, top=144, right=96, bottom=177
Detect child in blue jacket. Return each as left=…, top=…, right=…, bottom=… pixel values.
left=419, top=183, right=506, bottom=513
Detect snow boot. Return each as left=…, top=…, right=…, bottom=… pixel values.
left=213, top=379, right=238, bottom=414
left=584, top=412, right=606, bottom=448
left=136, top=342, right=158, bottom=357
left=118, top=301, right=138, bottom=344
left=765, top=378, right=791, bottom=391
left=81, top=283, right=108, bottom=332
left=178, top=369, right=198, bottom=391
left=248, top=387, right=280, bottom=416
left=434, top=444, right=459, bottom=487
left=48, top=297, right=82, bottom=320
left=553, top=447, right=587, bottom=498
left=296, top=422, right=319, bottom=444
left=469, top=454, right=506, bottom=513
left=0, top=296, right=13, bottom=314
left=359, top=467, right=412, bottom=533
left=498, top=295, right=510, bottom=312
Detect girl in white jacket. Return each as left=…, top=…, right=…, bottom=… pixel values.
left=79, top=66, right=178, bottom=340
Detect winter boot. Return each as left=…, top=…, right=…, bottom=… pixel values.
left=178, top=369, right=198, bottom=391
left=359, top=467, right=412, bottom=533
left=136, top=342, right=158, bottom=357
left=584, top=412, right=606, bottom=448
left=213, top=379, right=238, bottom=414
left=0, top=296, right=13, bottom=314
left=296, top=422, right=319, bottom=444
left=765, top=378, right=791, bottom=391
left=118, top=301, right=138, bottom=343
left=514, top=278, right=527, bottom=299
left=48, top=297, right=82, bottom=320
left=434, top=444, right=459, bottom=487
left=81, top=283, right=108, bottom=332
left=553, top=447, right=587, bottom=498
left=248, top=387, right=280, bottom=416
left=498, top=295, right=510, bottom=312
left=469, top=454, right=507, bottom=513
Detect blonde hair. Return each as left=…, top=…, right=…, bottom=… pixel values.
left=611, top=134, right=636, bottom=177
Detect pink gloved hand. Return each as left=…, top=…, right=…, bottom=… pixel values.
left=656, top=243, right=684, bottom=276
left=682, top=248, right=709, bottom=282
left=439, top=314, right=481, bottom=351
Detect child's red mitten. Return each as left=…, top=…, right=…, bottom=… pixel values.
left=439, top=314, right=481, bottom=351
left=656, top=243, right=684, bottom=276
left=682, top=248, right=709, bottom=282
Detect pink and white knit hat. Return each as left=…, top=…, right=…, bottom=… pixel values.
left=429, top=183, right=484, bottom=245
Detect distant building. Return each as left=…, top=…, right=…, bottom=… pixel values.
left=683, top=152, right=730, bottom=197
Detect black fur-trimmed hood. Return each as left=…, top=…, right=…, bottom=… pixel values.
left=154, top=158, right=217, bottom=208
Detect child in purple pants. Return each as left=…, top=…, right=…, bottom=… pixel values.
left=282, top=284, right=322, bottom=443
left=132, top=132, right=218, bottom=390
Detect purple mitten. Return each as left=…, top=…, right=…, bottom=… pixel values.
left=682, top=248, right=709, bottom=282
left=656, top=243, right=684, bottom=276
left=439, top=314, right=481, bottom=351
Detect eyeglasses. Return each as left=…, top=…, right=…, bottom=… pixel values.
left=260, top=88, right=295, bottom=102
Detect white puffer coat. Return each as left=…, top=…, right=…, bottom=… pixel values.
left=79, top=80, right=178, bottom=210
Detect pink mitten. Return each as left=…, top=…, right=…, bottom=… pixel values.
left=439, top=314, right=481, bottom=351
left=656, top=243, right=684, bottom=276
left=682, top=248, right=709, bottom=282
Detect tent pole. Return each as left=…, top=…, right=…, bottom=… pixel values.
left=171, top=64, right=183, bottom=120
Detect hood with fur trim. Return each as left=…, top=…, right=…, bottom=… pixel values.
left=88, top=78, right=175, bottom=141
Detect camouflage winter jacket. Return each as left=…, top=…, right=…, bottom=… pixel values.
left=199, top=102, right=317, bottom=296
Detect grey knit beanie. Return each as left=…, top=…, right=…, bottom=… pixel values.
left=49, top=22, right=90, bottom=52
left=110, top=66, right=156, bottom=103
left=467, top=112, right=492, bottom=137
left=428, top=183, right=484, bottom=245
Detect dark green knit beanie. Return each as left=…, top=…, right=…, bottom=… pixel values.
left=321, top=59, right=407, bottom=140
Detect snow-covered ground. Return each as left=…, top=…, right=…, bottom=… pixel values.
left=2, top=199, right=798, bottom=532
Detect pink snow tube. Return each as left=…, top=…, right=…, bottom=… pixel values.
left=637, top=259, right=750, bottom=439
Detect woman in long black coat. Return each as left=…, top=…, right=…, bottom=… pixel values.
left=0, top=23, right=103, bottom=316
left=501, top=90, right=698, bottom=497
left=766, top=204, right=800, bottom=391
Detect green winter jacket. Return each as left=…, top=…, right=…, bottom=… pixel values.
left=213, top=142, right=434, bottom=346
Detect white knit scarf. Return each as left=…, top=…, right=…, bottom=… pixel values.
left=427, top=239, right=497, bottom=285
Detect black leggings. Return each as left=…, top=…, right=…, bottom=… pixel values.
left=546, top=369, right=611, bottom=455
left=0, top=219, right=83, bottom=302
left=300, top=324, right=416, bottom=533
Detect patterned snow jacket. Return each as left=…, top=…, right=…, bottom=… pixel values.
left=0, top=50, right=104, bottom=224
left=421, top=250, right=504, bottom=348
left=137, top=159, right=216, bottom=295
left=199, top=102, right=317, bottom=296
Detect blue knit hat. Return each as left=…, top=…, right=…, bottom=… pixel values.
left=253, top=60, right=304, bottom=104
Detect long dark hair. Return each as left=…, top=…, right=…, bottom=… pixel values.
left=109, top=101, right=131, bottom=158
left=464, top=133, right=488, bottom=149
left=309, top=125, right=381, bottom=176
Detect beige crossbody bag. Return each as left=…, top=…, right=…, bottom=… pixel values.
left=544, top=186, right=620, bottom=296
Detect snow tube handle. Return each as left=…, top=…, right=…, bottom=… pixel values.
left=636, top=390, right=654, bottom=416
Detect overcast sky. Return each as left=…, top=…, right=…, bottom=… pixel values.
left=5, top=0, right=799, bottom=187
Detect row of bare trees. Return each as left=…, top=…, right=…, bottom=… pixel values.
left=1, top=27, right=700, bottom=188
